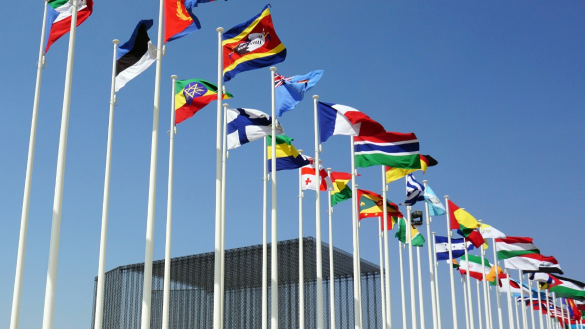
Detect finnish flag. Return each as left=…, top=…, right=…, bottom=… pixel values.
left=226, top=108, right=284, bottom=150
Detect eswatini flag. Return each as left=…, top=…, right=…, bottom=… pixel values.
left=174, top=79, right=232, bottom=124
left=45, top=0, right=93, bottom=53
left=317, top=102, right=386, bottom=143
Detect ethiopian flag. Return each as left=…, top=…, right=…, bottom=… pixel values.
left=357, top=189, right=403, bottom=221
left=45, top=0, right=94, bottom=53
left=394, top=217, right=425, bottom=247
left=330, top=172, right=353, bottom=206
left=174, top=79, right=232, bottom=124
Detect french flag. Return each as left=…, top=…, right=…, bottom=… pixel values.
left=317, top=102, right=385, bottom=143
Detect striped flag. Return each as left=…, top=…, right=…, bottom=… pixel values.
left=459, top=254, right=491, bottom=281
left=354, top=132, right=421, bottom=169
left=317, top=102, right=385, bottom=142
left=357, top=189, right=403, bottom=221
left=448, top=200, right=484, bottom=248
left=174, top=79, right=233, bottom=124
left=45, top=0, right=94, bottom=53
left=266, top=135, right=310, bottom=172
left=401, top=174, right=424, bottom=206
left=115, top=20, right=156, bottom=92
left=434, top=235, right=474, bottom=260
left=385, top=154, right=438, bottom=183
left=549, top=276, right=585, bottom=300
left=226, top=108, right=283, bottom=150
left=330, top=172, right=353, bottom=206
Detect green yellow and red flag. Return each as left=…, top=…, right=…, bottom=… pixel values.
left=357, top=189, right=403, bottom=221
left=174, top=79, right=232, bottom=124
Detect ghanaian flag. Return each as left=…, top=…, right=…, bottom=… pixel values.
left=386, top=154, right=438, bottom=183
left=357, top=189, right=403, bottom=222
left=330, top=172, right=353, bottom=206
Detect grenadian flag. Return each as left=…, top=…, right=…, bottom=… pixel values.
left=275, top=70, right=323, bottom=117
left=45, top=0, right=94, bottom=53
left=222, top=5, right=287, bottom=82
left=164, top=0, right=202, bottom=43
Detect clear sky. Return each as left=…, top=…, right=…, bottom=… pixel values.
left=1, top=1, right=584, bottom=328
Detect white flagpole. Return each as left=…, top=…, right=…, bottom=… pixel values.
left=432, top=232, right=443, bottom=329
left=93, top=39, right=119, bottom=329
left=406, top=206, right=418, bottom=329
left=480, top=246, right=493, bottom=329
left=298, top=151, right=305, bottom=329
left=528, top=280, right=536, bottom=329
left=270, top=67, right=278, bottom=329
left=312, top=95, right=324, bottom=329
left=463, top=278, right=471, bottom=329
left=350, top=135, right=362, bottom=329
left=382, top=167, right=392, bottom=329
left=399, top=242, right=408, bottom=329
left=519, top=271, right=529, bottom=329
left=416, top=244, right=426, bottom=329
left=536, top=281, right=544, bottom=329
left=444, top=196, right=460, bottom=329
left=161, top=75, right=178, bottom=329
left=11, top=3, right=49, bottom=329
left=492, top=238, right=506, bottom=329
left=377, top=214, right=388, bottom=329
left=545, top=289, right=551, bottom=329
left=507, top=270, right=520, bottom=329
left=477, top=280, right=484, bottom=329
left=422, top=181, right=438, bottom=329
left=41, top=0, right=81, bottom=327
left=213, top=26, right=225, bottom=329
left=551, top=293, right=558, bottom=329
left=327, top=168, right=336, bottom=329
left=464, top=244, right=476, bottom=329
left=220, top=103, right=229, bottom=328
left=262, top=137, right=268, bottom=329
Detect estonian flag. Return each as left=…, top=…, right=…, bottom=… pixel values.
left=115, top=20, right=156, bottom=92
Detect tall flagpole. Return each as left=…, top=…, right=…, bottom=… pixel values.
left=416, top=243, right=426, bottom=328
left=432, top=232, right=443, bottom=329
left=535, top=281, right=544, bottom=329
left=11, top=3, right=49, bottom=329
left=382, top=167, right=392, bottom=329
left=41, top=0, right=80, bottom=327
left=93, top=39, right=119, bottom=329
left=492, top=238, right=505, bottom=329
left=477, top=280, right=484, bottom=329
left=506, top=270, right=519, bottom=329
left=444, top=196, right=459, bottom=329
left=262, top=137, right=268, bottom=329
left=219, top=103, right=229, bottom=329
left=464, top=243, right=476, bottom=329
left=377, top=214, right=388, bottom=329
left=463, top=278, right=471, bottom=329
left=519, top=271, right=528, bottom=329
left=350, top=135, right=362, bottom=329
left=423, top=181, right=438, bottom=329
left=327, top=168, right=336, bottom=329
left=213, top=26, right=225, bottom=329
left=551, top=293, right=557, bottom=329
left=544, top=289, right=551, bottom=329
left=312, top=95, right=324, bottom=329
left=161, top=75, right=177, bottom=329
left=298, top=150, right=305, bottom=329
left=528, top=279, right=536, bottom=329
left=398, top=242, right=408, bottom=329
left=479, top=243, right=492, bottom=329
left=406, top=206, right=418, bottom=329
left=270, top=66, right=278, bottom=329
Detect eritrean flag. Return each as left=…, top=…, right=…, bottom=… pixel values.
left=45, top=0, right=93, bottom=53
left=164, top=0, right=202, bottom=43
left=330, top=172, right=353, bottom=206
left=266, top=135, right=310, bottom=172
left=357, top=189, right=403, bottom=222
left=174, top=79, right=232, bottom=124
left=222, top=5, right=286, bottom=82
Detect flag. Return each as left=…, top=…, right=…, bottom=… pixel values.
left=354, top=132, right=421, bottom=169
left=174, top=79, right=232, bottom=124
left=479, top=223, right=506, bottom=239
left=434, top=235, right=474, bottom=260
left=226, top=108, right=282, bottom=150
left=448, top=200, right=484, bottom=248
left=330, top=172, right=353, bottom=206
left=164, top=0, right=202, bottom=43
left=45, top=0, right=94, bottom=53
left=357, top=189, right=403, bottom=221
left=459, top=254, right=492, bottom=281
left=317, top=102, right=385, bottom=142
left=495, top=237, right=540, bottom=260
left=486, top=265, right=504, bottom=286
left=401, top=174, right=424, bottom=206
left=385, top=154, right=438, bottom=183
left=267, top=135, right=310, bottom=172
left=549, top=276, right=585, bottom=301
left=300, top=158, right=333, bottom=191
left=564, top=298, right=583, bottom=320
left=275, top=70, right=323, bottom=117
left=222, top=5, right=286, bottom=82
left=115, top=20, right=156, bottom=93
left=394, top=217, right=425, bottom=247
left=424, top=184, right=446, bottom=216
left=503, top=253, right=561, bottom=273
left=500, top=276, right=535, bottom=298
left=530, top=272, right=555, bottom=287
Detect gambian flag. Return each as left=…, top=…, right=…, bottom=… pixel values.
left=222, top=5, right=286, bottom=82
left=317, top=102, right=385, bottom=143
left=458, top=254, right=491, bottom=281
left=45, top=0, right=94, bottom=53
left=354, top=132, right=421, bottom=169
left=549, top=276, right=585, bottom=301
left=394, top=216, right=425, bottom=247
left=357, top=189, right=403, bottom=221
left=330, top=172, right=353, bottom=206
left=174, top=79, right=232, bottom=124
left=385, top=154, right=438, bottom=183
left=448, top=200, right=484, bottom=248
left=164, top=0, right=202, bottom=43
left=115, top=20, right=156, bottom=93
left=267, top=135, right=310, bottom=172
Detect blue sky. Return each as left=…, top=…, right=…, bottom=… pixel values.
left=1, top=1, right=584, bottom=328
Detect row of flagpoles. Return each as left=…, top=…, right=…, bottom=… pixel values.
left=11, top=1, right=585, bottom=329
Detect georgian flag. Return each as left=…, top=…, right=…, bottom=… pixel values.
left=300, top=158, right=333, bottom=191
left=317, top=102, right=385, bottom=143
left=115, top=20, right=156, bottom=92
left=226, top=108, right=283, bottom=150
left=401, top=174, right=424, bottom=206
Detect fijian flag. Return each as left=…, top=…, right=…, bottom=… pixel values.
left=115, top=20, right=156, bottom=92
left=401, top=174, right=424, bottom=206
left=226, top=108, right=283, bottom=150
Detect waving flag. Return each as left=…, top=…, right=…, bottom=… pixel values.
left=479, top=223, right=506, bottom=239
left=424, top=184, right=446, bottom=216
left=115, top=20, right=156, bottom=92
left=549, top=276, right=585, bottom=300
left=275, top=70, right=323, bottom=117
left=267, top=135, right=310, bottom=172
left=174, top=79, right=232, bottom=124
left=459, top=254, right=492, bottom=281
left=317, top=102, right=385, bottom=143
left=401, top=174, right=424, bottom=206
left=226, top=108, right=282, bottom=150
left=434, top=235, right=474, bottom=260
left=448, top=200, right=484, bottom=248
left=357, top=189, right=403, bottom=221
left=395, top=217, right=425, bottom=246
left=164, top=0, right=202, bottom=43
left=45, top=0, right=94, bottom=53
left=300, top=158, right=333, bottom=191
left=330, top=172, right=353, bottom=206
left=222, top=5, right=286, bottom=82
left=495, top=237, right=561, bottom=272
left=386, top=154, right=438, bottom=183
left=354, top=132, right=421, bottom=169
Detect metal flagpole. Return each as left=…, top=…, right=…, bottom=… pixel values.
left=551, top=293, right=558, bottom=329
left=528, top=280, right=536, bottom=329
left=377, top=214, right=388, bottom=329
left=463, top=278, right=471, bottom=329
left=464, top=244, right=475, bottom=329
left=93, top=39, right=119, bottom=329
left=406, top=206, right=418, bottom=329
left=41, top=0, right=81, bottom=327
left=312, top=95, right=324, bottom=329
left=477, top=280, right=484, bottom=329
left=399, top=242, right=408, bottom=329
left=536, top=281, right=544, bottom=329
left=161, top=75, right=178, bottom=329
left=262, top=137, right=268, bottom=329
left=486, top=284, right=494, bottom=329
left=416, top=244, right=426, bottom=329
left=423, top=181, right=438, bottom=329
left=327, top=168, right=336, bottom=329
left=11, top=3, right=49, bottom=329
left=481, top=247, right=493, bottom=329
left=507, top=270, right=520, bottom=329
left=213, top=26, right=225, bottom=329
left=219, top=103, right=229, bottom=328
left=545, top=289, right=551, bottom=329
left=519, top=271, right=529, bottom=329
left=492, top=238, right=505, bottom=329
left=298, top=151, right=305, bottom=329
left=382, top=167, right=392, bottom=329
left=432, top=232, right=443, bottom=329
left=444, top=196, right=459, bottom=329
left=270, top=67, right=279, bottom=329
left=350, top=135, right=362, bottom=329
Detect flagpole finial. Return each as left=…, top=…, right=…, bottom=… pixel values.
left=223, top=103, right=228, bottom=108
left=444, top=195, right=449, bottom=199
left=298, top=149, right=303, bottom=154
left=216, top=27, right=224, bottom=33
left=113, top=39, right=120, bottom=45
left=171, top=75, right=177, bottom=80
left=270, top=66, right=277, bottom=72
left=312, top=95, right=319, bottom=100
left=327, top=168, right=331, bottom=172
left=422, top=180, right=427, bottom=183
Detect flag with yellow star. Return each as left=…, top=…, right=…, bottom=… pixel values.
left=174, top=79, right=233, bottom=124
